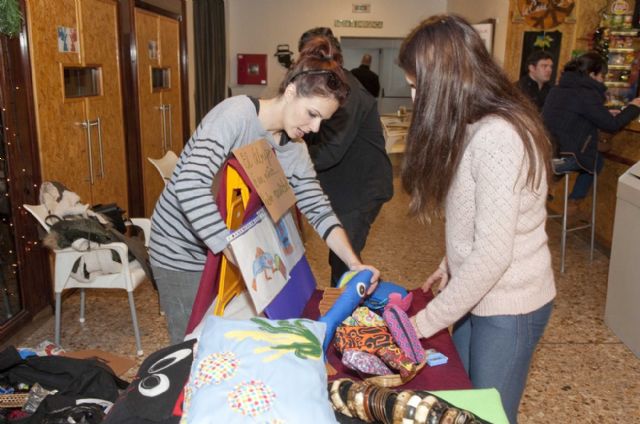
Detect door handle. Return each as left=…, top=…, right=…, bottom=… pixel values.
left=165, top=104, right=172, bottom=151
left=159, top=104, right=167, bottom=153
left=89, top=118, right=105, bottom=178
left=77, top=120, right=94, bottom=184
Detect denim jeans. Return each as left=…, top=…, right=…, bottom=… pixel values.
left=553, top=155, right=604, bottom=200
left=151, top=265, right=202, bottom=344
left=452, top=302, right=553, bottom=424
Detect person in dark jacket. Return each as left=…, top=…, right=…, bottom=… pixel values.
left=299, top=28, right=393, bottom=286
left=351, top=54, right=381, bottom=97
left=516, top=50, right=554, bottom=111
left=543, top=52, right=640, bottom=213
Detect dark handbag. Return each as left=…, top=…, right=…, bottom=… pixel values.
left=92, top=203, right=127, bottom=233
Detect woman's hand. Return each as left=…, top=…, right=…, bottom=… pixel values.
left=350, top=263, right=380, bottom=294
left=422, top=258, right=448, bottom=293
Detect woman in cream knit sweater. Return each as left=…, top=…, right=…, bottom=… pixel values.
left=399, top=15, right=556, bottom=424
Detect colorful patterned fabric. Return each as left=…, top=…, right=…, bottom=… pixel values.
left=341, top=349, right=393, bottom=376
left=383, top=304, right=426, bottom=363
left=333, top=325, right=394, bottom=354
left=352, top=307, right=385, bottom=327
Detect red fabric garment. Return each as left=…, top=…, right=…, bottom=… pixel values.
left=185, top=158, right=263, bottom=334
left=302, top=289, right=473, bottom=391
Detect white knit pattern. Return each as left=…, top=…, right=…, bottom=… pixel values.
left=415, top=116, right=556, bottom=338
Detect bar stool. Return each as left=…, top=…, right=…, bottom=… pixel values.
left=550, top=159, right=597, bottom=273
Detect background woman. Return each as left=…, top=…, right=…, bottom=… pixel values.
left=400, top=15, right=556, bottom=423
left=543, top=51, right=640, bottom=215
left=149, top=38, right=379, bottom=344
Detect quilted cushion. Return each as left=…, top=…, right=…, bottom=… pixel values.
left=181, top=315, right=337, bottom=423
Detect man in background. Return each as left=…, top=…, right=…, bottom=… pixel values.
left=517, top=50, right=554, bottom=111
left=298, top=28, right=393, bottom=287
left=351, top=53, right=381, bottom=98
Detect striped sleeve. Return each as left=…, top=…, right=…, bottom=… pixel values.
left=173, top=125, right=234, bottom=254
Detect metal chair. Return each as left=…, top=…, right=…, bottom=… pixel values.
left=23, top=203, right=150, bottom=355
left=148, top=150, right=179, bottom=185
left=550, top=160, right=597, bottom=273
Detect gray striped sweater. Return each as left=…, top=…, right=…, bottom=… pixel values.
left=149, top=95, right=341, bottom=272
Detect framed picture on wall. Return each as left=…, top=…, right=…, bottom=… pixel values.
left=237, top=54, right=267, bottom=85
left=520, top=31, right=563, bottom=82
left=472, top=20, right=495, bottom=55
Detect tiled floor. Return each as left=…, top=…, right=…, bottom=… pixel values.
left=6, top=175, right=640, bottom=422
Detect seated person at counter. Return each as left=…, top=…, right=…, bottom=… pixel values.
left=543, top=51, right=640, bottom=215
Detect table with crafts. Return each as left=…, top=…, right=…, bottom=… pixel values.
left=303, top=288, right=510, bottom=424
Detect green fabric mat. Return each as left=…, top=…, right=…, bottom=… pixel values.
left=431, top=388, right=509, bottom=424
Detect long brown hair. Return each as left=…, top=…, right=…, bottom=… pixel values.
left=279, top=36, right=350, bottom=105
left=398, top=14, right=552, bottom=219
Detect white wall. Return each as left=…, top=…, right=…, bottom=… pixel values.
left=225, top=0, right=447, bottom=98
left=447, top=0, right=509, bottom=65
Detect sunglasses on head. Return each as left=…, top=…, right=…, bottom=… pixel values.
left=288, top=69, right=346, bottom=93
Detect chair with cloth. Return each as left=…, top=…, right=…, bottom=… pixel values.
left=148, top=150, right=179, bottom=185
left=23, top=202, right=152, bottom=356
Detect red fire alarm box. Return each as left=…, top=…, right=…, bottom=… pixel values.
left=237, top=54, right=267, bottom=85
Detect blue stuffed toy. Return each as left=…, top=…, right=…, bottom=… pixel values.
left=318, top=270, right=373, bottom=353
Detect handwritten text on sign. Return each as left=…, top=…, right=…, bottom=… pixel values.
left=233, top=139, right=296, bottom=222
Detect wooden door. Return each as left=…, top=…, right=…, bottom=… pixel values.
left=159, top=16, right=183, bottom=155
left=26, top=0, right=92, bottom=201
left=81, top=0, right=128, bottom=208
left=135, top=8, right=165, bottom=216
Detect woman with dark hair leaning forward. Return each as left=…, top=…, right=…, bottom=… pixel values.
left=543, top=51, right=640, bottom=215
left=149, top=38, right=379, bottom=345
left=400, top=15, right=556, bottom=423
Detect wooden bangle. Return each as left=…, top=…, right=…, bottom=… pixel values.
left=346, top=381, right=363, bottom=417
left=454, top=409, right=475, bottom=424
left=426, top=401, right=447, bottom=424
left=392, top=390, right=414, bottom=424
left=440, top=407, right=460, bottom=424
left=353, top=384, right=370, bottom=422
left=401, top=394, right=423, bottom=424
left=329, top=379, right=352, bottom=417
left=414, top=395, right=438, bottom=424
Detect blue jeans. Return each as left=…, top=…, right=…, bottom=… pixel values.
left=452, top=302, right=553, bottom=424
left=553, top=155, right=604, bottom=200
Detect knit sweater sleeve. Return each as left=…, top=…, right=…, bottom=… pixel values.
left=414, top=121, right=526, bottom=338
left=172, top=104, right=243, bottom=254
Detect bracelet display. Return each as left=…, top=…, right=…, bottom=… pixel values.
left=327, top=378, right=488, bottom=424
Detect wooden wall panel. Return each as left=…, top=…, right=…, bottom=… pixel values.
left=135, top=8, right=165, bottom=216
left=26, top=0, right=91, bottom=200
left=82, top=0, right=129, bottom=207
left=159, top=16, right=182, bottom=154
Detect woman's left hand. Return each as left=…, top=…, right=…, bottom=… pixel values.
left=350, top=263, right=380, bottom=294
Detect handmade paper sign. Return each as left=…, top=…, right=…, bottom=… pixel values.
left=233, top=139, right=296, bottom=222
left=227, top=208, right=304, bottom=314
